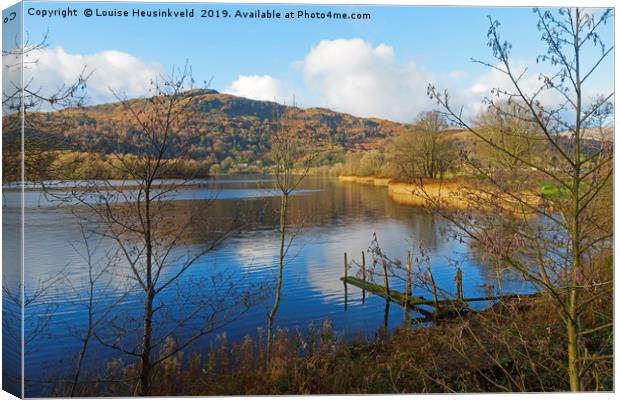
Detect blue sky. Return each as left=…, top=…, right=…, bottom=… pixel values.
left=9, top=1, right=615, bottom=122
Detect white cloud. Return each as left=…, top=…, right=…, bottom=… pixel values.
left=448, top=70, right=467, bottom=80
left=461, top=60, right=611, bottom=119
left=466, top=62, right=563, bottom=107
left=225, top=75, right=282, bottom=102
left=301, top=38, right=438, bottom=122
left=23, top=47, right=164, bottom=108
left=2, top=51, right=22, bottom=113
left=299, top=38, right=612, bottom=123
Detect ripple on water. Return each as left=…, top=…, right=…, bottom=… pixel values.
left=9, top=177, right=533, bottom=394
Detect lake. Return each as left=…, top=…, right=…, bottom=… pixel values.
left=2, top=175, right=530, bottom=396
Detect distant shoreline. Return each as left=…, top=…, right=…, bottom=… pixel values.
left=338, top=175, right=474, bottom=210
left=338, top=175, right=541, bottom=212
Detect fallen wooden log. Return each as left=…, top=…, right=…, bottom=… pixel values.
left=341, top=276, right=538, bottom=317
left=340, top=276, right=434, bottom=317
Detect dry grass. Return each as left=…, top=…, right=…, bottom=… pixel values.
left=337, top=174, right=543, bottom=212
left=387, top=178, right=478, bottom=210
left=61, top=266, right=612, bottom=396
left=384, top=178, right=541, bottom=213
left=338, top=175, right=392, bottom=187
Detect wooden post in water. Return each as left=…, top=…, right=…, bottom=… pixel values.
left=455, top=267, right=463, bottom=301
left=404, top=251, right=412, bottom=324
left=427, top=266, right=439, bottom=322
left=382, top=260, right=390, bottom=299
left=383, top=298, right=390, bottom=333
left=343, top=252, right=348, bottom=311
left=381, top=260, right=391, bottom=332
left=361, top=251, right=366, bottom=304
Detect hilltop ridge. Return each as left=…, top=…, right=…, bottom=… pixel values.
left=32, top=90, right=408, bottom=173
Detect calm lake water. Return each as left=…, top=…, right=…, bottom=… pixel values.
left=3, top=176, right=530, bottom=396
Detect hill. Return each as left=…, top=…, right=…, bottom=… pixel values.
left=21, top=89, right=409, bottom=175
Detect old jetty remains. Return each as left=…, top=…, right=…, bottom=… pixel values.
left=340, top=251, right=537, bottom=321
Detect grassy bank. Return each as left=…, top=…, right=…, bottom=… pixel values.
left=338, top=175, right=485, bottom=210
left=62, top=274, right=612, bottom=396
left=387, top=177, right=481, bottom=210
left=339, top=175, right=542, bottom=211
left=338, top=175, right=392, bottom=187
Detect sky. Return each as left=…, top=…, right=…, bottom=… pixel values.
left=3, top=1, right=615, bottom=122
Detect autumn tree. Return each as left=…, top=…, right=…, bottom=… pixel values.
left=388, top=111, right=456, bottom=180
left=474, top=101, right=540, bottom=169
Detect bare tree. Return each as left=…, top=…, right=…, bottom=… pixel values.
left=63, top=224, right=130, bottom=397
left=2, top=31, right=90, bottom=184
left=427, top=7, right=613, bottom=391
left=62, top=67, right=260, bottom=395
left=265, top=107, right=318, bottom=367
left=2, top=30, right=89, bottom=395
left=2, top=273, right=64, bottom=348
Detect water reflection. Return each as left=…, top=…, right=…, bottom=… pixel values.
left=4, top=176, right=530, bottom=395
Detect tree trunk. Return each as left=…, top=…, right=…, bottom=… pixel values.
left=137, top=193, right=154, bottom=396
left=566, top=189, right=581, bottom=392
left=566, top=313, right=580, bottom=391
left=69, top=326, right=91, bottom=397
left=266, top=193, right=288, bottom=368
left=137, top=288, right=154, bottom=395
left=567, top=11, right=582, bottom=390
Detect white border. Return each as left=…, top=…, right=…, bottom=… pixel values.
left=0, top=1, right=617, bottom=400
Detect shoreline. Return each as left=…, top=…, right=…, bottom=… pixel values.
left=338, top=175, right=478, bottom=210
left=338, top=175, right=541, bottom=211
